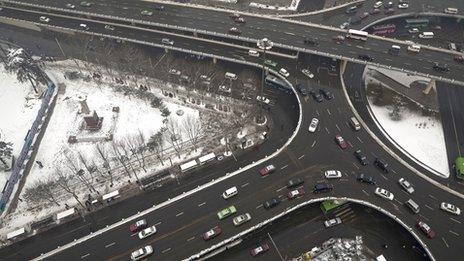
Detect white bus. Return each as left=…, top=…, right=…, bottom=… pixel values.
left=198, top=152, right=216, bottom=165
left=180, top=159, right=198, bottom=172
left=444, top=7, right=458, bottom=14
left=225, top=72, right=237, bottom=80
left=419, top=32, right=434, bottom=39
left=346, top=29, right=368, bottom=41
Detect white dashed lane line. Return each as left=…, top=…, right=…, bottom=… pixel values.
left=356, top=136, right=363, bottom=143
left=154, top=221, right=162, bottom=226
left=81, top=254, right=90, bottom=259
left=281, top=164, right=288, bottom=170
left=424, top=204, right=434, bottom=210
left=442, top=237, right=449, bottom=248
left=311, top=140, right=317, bottom=147
left=449, top=230, right=460, bottom=237
left=450, top=217, right=461, bottom=224
left=428, top=194, right=437, bottom=200
left=256, top=204, right=263, bottom=209
left=162, top=248, right=172, bottom=254
left=187, top=236, right=195, bottom=242
left=105, top=242, right=116, bottom=248
left=176, top=212, right=184, bottom=217
left=276, top=186, right=287, bottom=192
left=298, top=154, right=305, bottom=160
left=198, top=202, right=206, bottom=207
left=241, top=182, right=250, bottom=188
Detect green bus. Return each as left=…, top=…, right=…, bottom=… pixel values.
left=405, top=18, right=429, bottom=28
left=321, top=200, right=347, bottom=213
left=455, top=157, right=464, bottom=180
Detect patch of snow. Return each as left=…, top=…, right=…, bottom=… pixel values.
left=250, top=0, right=301, bottom=11
left=367, top=99, right=449, bottom=177
left=372, top=66, right=431, bottom=88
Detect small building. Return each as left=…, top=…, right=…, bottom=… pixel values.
left=83, top=111, right=103, bottom=131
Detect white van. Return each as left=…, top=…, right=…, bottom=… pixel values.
left=222, top=186, right=238, bottom=199
left=248, top=50, right=259, bottom=57
left=79, top=23, right=89, bottom=30
left=405, top=199, right=420, bottom=213
left=449, top=42, right=457, bottom=51
left=162, top=38, right=174, bottom=45
left=407, top=44, right=420, bottom=53
left=350, top=117, right=361, bottom=131
left=374, top=1, right=383, bottom=8
left=419, top=32, right=434, bottom=39
left=444, top=7, right=458, bottom=14
left=389, top=45, right=401, bottom=55
left=225, top=72, right=237, bottom=80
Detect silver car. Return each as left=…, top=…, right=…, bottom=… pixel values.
left=324, top=217, right=342, bottom=228
left=398, top=178, right=414, bottom=194
left=233, top=213, right=251, bottom=226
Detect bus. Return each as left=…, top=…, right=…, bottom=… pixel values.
left=198, top=152, right=216, bottom=165
left=405, top=18, right=429, bottom=28
left=179, top=159, right=198, bottom=172
left=265, top=75, right=292, bottom=93
left=455, top=157, right=464, bottom=180
left=372, top=24, right=396, bottom=36
left=346, top=29, right=368, bottom=41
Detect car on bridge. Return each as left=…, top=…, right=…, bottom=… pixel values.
left=332, top=35, right=345, bottom=44
left=259, top=164, right=276, bottom=176
left=39, top=16, right=50, bottom=23
left=370, top=9, right=381, bottom=15
left=324, top=217, right=342, bottom=228
left=354, top=149, right=368, bottom=166
left=256, top=95, right=270, bottom=104
left=287, top=177, right=304, bottom=188
left=416, top=220, right=436, bottom=238
left=131, top=245, right=153, bottom=261
left=104, top=25, right=115, bottom=31
left=335, top=135, right=348, bottom=150
left=398, top=178, right=414, bottom=194
left=230, top=13, right=241, bottom=19
left=138, top=226, right=157, bottom=239
left=398, top=3, right=409, bottom=9
left=263, top=198, right=281, bottom=209
left=375, top=187, right=394, bottom=201
left=130, top=219, right=148, bottom=233
left=264, top=59, right=278, bottom=68
left=319, top=89, right=334, bottom=100
left=440, top=202, right=461, bottom=215
left=296, top=84, right=309, bottom=95
left=455, top=54, right=464, bottom=63
left=233, top=213, right=252, bottom=226
left=288, top=187, right=305, bottom=199
left=359, top=12, right=369, bottom=20
left=358, top=54, right=374, bottom=61
left=217, top=205, right=237, bottom=220
left=279, top=68, right=290, bottom=78
left=228, top=27, right=241, bottom=35
left=80, top=1, right=92, bottom=7
left=308, top=118, right=319, bottom=133
left=313, top=183, right=334, bottom=193
left=357, top=173, right=375, bottom=185
left=234, top=17, right=246, bottom=23
left=140, top=10, right=153, bottom=16
left=65, top=3, right=76, bottom=9
left=324, top=170, right=342, bottom=179
left=154, top=5, right=165, bottom=11
left=301, top=69, right=314, bottom=78
left=374, top=158, right=389, bottom=172
left=304, top=37, right=319, bottom=46
left=432, top=62, right=450, bottom=72
left=384, top=8, right=395, bottom=14
left=250, top=242, right=270, bottom=256
left=203, top=226, right=222, bottom=240
left=309, top=90, right=323, bottom=102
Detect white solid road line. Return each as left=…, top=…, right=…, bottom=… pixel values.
left=241, top=182, right=250, bottom=187
left=81, top=254, right=90, bottom=259
left=176, top=212, right=184, bottom=217
left=198, top=202, right=206, bottom=207
left=105, top=242, right=116, bottom=248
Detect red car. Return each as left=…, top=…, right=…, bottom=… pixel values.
left=454, top=55, right=464, bottom=63
left=335, top=135, right=348, bottom=149
left=416, top=221, right=436, bottom=238
left=259, top=164, right=276, bottom=176
left=129, top=219, right=147, bottom=233
left=250, top=242, right=270, bottom=256
left=203, top=226, right=222, bottom=241
left=287, top=187, right=305, bottom=200
left=370, top=8, right=380, bottom=15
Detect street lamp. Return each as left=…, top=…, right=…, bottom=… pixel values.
left=257, top=38, right=273, bottom=94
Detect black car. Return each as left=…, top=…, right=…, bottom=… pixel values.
left=374, top=158, right=389, bottom=173
left=309, top=90, right=323, bottom=102
left=304, top=37, right=319, bottom=46
left=263, top=197, right=281, bottom=209
left=356, top=173, right=375, bottom=185
left=432, top=62, right=450, bottom=72
left=354, top=149, right=368, bottom=166
left=296, top=84, right=308, bottom=96
left=287, top=178, right=304, bottom=188
left=319, top=89, right=334, bottom=100
left=358, top=54, right=374, bottom=61
left=313, top=183, right=334, bottom=194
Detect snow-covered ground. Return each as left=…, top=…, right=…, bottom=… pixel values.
left=367, top=98, right=449, bottom=177
left=0, top=65, right=41, bottom=188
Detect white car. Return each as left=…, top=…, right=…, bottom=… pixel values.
left=339, top=22, right=350, bottom=29
left=79, top=23, right=89, bottom=30
left=440, top=202, right=461, bottom=215
left=248, top=50, right=259, bottom=57
left=104, top=24, right=115, bottom=31
left=374, top=1, right=383, bottom=9
left=308, top=118, right=319, bottom=133
left=138, top=226, right=157, bottom=239
left=375, top=187, right=394, bottom=201
left=131, top=245, right=153, bottom=261
left=301, top=69, right=314, bottom=79
left=256, top=95, right=270, bottom=104
left=168, top=69, right=181, bottom=76
left=233, top=213, right=251, bottom=226
left=279, top=68, right=290, bottom=78
left=398, top=3, right=409, bottom=9
left=324, top=217, right=342, bottom=228
left=324, top=170, right=342, bottom=179
left=65, top=3, right=76, bottom=9
left=398, top=178, right=414, bottom=194
left=408, top=28, right=419, bottom=34
left=39, top=16, right=50, bottom=23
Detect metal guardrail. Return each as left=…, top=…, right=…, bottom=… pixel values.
left=185, top=197, right=436, bottom=261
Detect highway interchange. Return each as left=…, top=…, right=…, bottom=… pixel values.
left=0, top=0, right=464, bottom=260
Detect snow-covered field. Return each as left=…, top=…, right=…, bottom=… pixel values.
left=0, top=65, right=41, bottom=188
left=367, top=99, right=449, bottom=177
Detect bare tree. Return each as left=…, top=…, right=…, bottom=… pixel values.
left=182, top=115, right=204, bottom=151
left=63, top=151, right=97, bottom=193
left=23, top=178, right=60, bottom=206
left=55, top=168, right=86, bottom=210
left=95, top=143, right=114, bottom=187
left=118, top=141, right=141, bottom=183
left=147, top=128, right=166, bottom=165
left=136, top=129, right=148, bottom=169
left=165, top=119, right=183, bottom=158
left=125, top=135, right=146, bottom=172
left=111, top=141, right=132, bottom=179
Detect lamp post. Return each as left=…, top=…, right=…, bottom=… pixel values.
left=257, top=38, right=273, bottom=94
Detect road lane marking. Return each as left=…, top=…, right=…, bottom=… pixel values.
left=442, top=237, right=449, bottom=248
left=449, top=230, right=460, bottom=236
left=380, top=174, right=388, bottom=180
left=362, top=189, right=369, bottom=196
left=356, top=136, right=363, bottom=143
left=198, top=202, right=206, bottom=207
left=277, top=186, right=287, bottom=192
left=418, top=214, right=429, bottom=221
left=311, top=140, right=317, bottom=148
left=424, top=204, right=434, bottom=210
left=241, top=182, right=249, bottom=187
left=450, top=217, right=461, bottom=224
left=176, top=212, right=184, bottom=217
left=298, top=154, right=305, bottom=160
left=391, top=169, right=397, bottom=174
left=261, top=174, right=269, bottom=178
left=326, top=108, right=331, bottom=115
left=105, top=242, right=116, bottom=248
left=162, top=248, right=172, bottom=253
left=187, top=236, right=195, bottom=241
left=428, top=194, right=437, bottom=200
left=81, top=254, right=90, bottom=259
left=256, top=204, right=263, bottom=209
left=347, top=141, right=353, bottom=148
left=335, top=124, right=341, bottom=132
left=325, top=127, right=330, bottom=134
left=281, top=164, right=288, bottom=170
left=154, top=221, right=162, bottom=226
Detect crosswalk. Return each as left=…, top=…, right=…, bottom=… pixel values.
left=332, top=203, right=357, bottom=224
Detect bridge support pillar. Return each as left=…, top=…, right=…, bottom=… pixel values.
left=212, top=57, right=217, bottom=64
left=423, top=79, right=435, bottom=95
left=340, top=60, right=347, bottom=75
left=193, top=31, right=198, bottom=37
